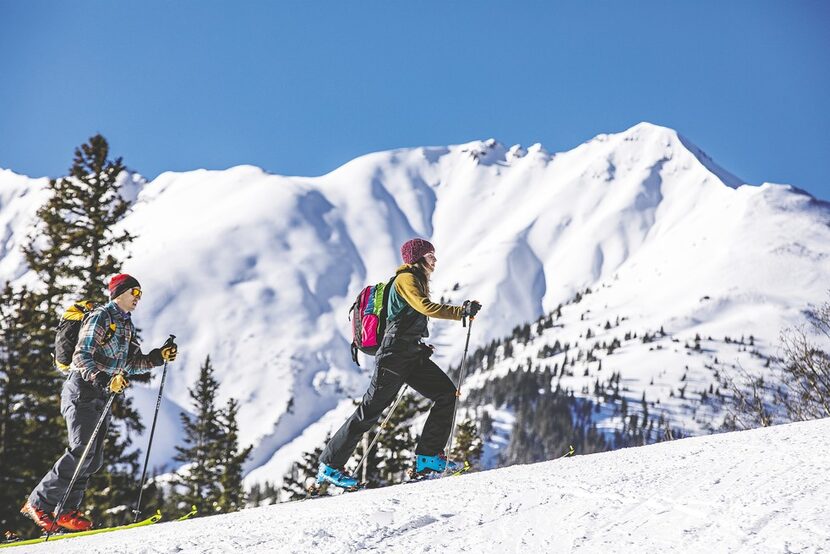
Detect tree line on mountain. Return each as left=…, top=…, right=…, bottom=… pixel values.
left=436, top=287, right=779, bottom=466
left=0, top=136, right=249, bottom=536
left=449, top=277, right=829, bottom=464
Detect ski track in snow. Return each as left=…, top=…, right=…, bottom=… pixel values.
left=22, top=419, right=830, bottom=554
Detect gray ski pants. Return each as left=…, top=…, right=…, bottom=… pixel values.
left=28, top=372, right=110, bottom=513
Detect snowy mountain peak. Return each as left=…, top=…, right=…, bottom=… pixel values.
left=457, top=138, right=509, bottom=165
left=526, top=142, right=548, bottom=156
left=619, top=120, right=678, bottom=141
left=506, top=144, right=527, bottom=161
left=575, top=122, right=745, bottom=192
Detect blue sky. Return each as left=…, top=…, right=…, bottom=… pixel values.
left=1, top=1, right=828, bottom=199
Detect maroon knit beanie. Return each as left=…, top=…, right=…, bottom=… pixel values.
left=109, top=273, right=141, bottom=299
left=400, top=238, right=435, bottom=265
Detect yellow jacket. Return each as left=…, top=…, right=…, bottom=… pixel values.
left=389, top=264, right=463, bottom=321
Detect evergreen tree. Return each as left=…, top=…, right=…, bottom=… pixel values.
left=468, top=368, right=607, bottom=467
left=247, top=481, right=280, bottom=507
left=479, top=409, right=493, bottom=439
left=281, top=444, right=324, bottom=501
left=216, top=398, right=252, bottom=512
left=172, top=356, right=225, bottom=514
left=449, top=417, right=483, bottom=468
left=0, top=285, right=66, bottom=536
left=23, top=134, right=134, bottom=302
left=172, top=356, right=250, bottom=515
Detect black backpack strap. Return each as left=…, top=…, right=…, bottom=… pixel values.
left=380, top=275, right=397, bottom=316
left=351, top=343, right=360, bottom=366
left=350, top=296, right=360, bottom=366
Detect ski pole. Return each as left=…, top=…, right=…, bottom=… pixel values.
left=352, top=385, right=409, bottom=479
left=47, top=390, right=117, bottom=541
left=444, top=315, right=474, bottom=475
left=132, top=334, right=175, bottom=523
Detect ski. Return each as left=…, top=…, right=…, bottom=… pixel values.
left=406, top=460, right=472, bottom=483
left=303, top=461, right=471, bottom=500
left=176, top=505, right=198, bottom=521
left=0, top=509, right=171, bottom=549
left=450, top=460, right=472, bottom=476
left=305, top=481, right=364, bottom=498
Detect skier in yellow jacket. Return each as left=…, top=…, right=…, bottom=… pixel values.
left=317, top=238, right=481, bottom=488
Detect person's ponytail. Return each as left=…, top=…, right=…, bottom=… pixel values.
left=410, top=259, right=432, bottom=297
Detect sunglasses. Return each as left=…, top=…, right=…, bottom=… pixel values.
left=130, top=288, right=143, bottom=299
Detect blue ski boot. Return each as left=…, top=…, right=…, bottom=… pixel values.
left=413, top=453, right=462, bottom=476
left=316, top=462, right=359, bottom=489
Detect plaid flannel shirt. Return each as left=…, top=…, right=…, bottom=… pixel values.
left=71, top=301, right=159, bottom=381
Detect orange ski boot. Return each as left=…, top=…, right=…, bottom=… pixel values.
left=19, top=501, right=60, bottom=533
left=56, top=509, right=93, bottom=532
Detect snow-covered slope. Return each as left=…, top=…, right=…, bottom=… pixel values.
left=29, top=419, right=830, bottom=553
left=1, top=122, right=829, bottom=479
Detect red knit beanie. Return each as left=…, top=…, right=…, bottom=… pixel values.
left=400, top=238, right=435, bottom=265
left=109, top=273, right=141, bottom=299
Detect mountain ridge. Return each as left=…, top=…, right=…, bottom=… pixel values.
left=1, top=122, right=828, bottom=482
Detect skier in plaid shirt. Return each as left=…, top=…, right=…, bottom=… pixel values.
left=21, top=274, right=178, bottom=533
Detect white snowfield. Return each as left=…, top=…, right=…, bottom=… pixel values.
left=28, top=418, right=830, bottom=554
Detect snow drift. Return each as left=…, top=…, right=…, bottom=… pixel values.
left=27, top=418, right=830, bottom=553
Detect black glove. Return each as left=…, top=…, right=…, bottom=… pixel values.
left=150, top=336, right=178, bottom=365
left=461, top=300, right=482, bottom=318
left=420, top=343, right=435, bottom=357
left=160, top=336, right=178, bottom=362
left=92, top=371, right=111, bottom=390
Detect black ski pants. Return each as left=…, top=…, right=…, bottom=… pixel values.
left=320, top=351, right=457, bottom=469
left=28, top=372, right=110, bottom=512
